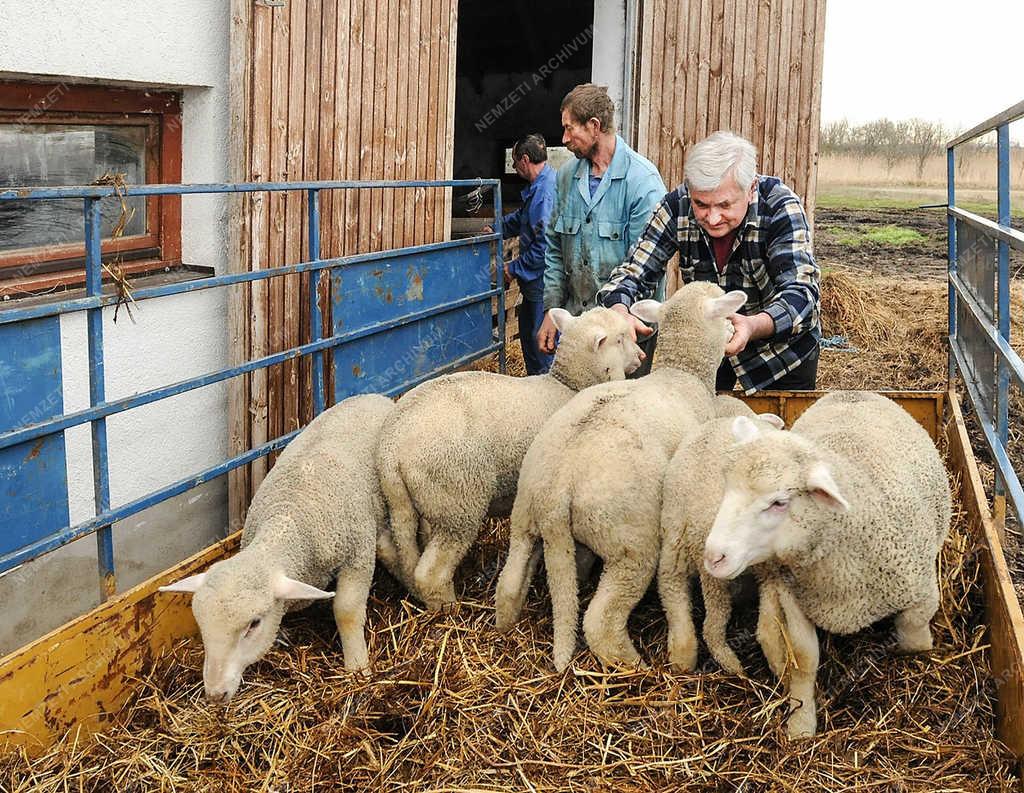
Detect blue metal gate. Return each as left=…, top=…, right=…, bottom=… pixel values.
left=947, top=101, right=1024, bottom=526
left=0, top=179, right=504, bottom=598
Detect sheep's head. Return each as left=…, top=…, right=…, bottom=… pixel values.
left=629, top=282, right=746, bottom=383
left=159, top=553, right=333, bottom=702
left=549, top=306, right=645, bottom=388
left=703, top=416, right=849, bottom=579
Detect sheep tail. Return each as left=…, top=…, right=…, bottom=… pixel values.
left=542, top=492, right=580, bottom=672
left=377, top=444, right=421, bottom=588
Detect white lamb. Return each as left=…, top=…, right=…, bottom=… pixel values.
left=657, top=402, right=785, bottom=674
left=377, top=307, right=645, bottom=610
left=495, top=281, right=747, bottom=671
left=160, top=394, right=400, bottom=701
left=703, top=391, right=952, bottom=737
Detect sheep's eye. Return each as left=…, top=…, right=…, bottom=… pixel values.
left=605, top=367, right=611, bottom=375
left=766, top=497, right=790, bottom=512
left=617, top=335, right=623, bottom=344
left=244, top=618, right=261, bottom=637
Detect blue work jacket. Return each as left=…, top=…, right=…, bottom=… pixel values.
left=499, top=164, right=555, bottom=301
left=543, top=136, right=667, bottom=315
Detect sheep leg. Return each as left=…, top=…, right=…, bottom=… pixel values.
left=700, top=572, right=743, bottom=675
left=895, top=580, right=939, bottom=653
left=545, top=528, right=581, bottom=672
left=777, top=586, right=819, bottom=739
left=495, top=524, right=542, bottom=632
left=414, top=521, right=481, bottom=611
left=332, top=564, right=373, bottom=672
left=375, top=530, right=418, bottom=594
left=582, top=556, right=655, bottom=670
left=756, top=579, right=788, bottom=679
left=657, top=545, right=698, bottom=672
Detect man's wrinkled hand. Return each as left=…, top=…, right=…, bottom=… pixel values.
left=724, top=313, right=753, bottom=356
left=537, top=311, right=559, bottom=354
left=610, top=302, right=654, bottom=341
left=503, top=263, right=513, bottom=287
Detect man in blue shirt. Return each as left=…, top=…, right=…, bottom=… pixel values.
left=486, top=134, right=557, bottom=374
left=537, top=83, right=666, bottom=373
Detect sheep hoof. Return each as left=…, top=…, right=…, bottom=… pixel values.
left=895, top=627, right=933, bottom=654
left=710, top=646, right=744, bottom=676
left=785, top=708, right=817, bottom=740
left=668, top=642, right=698, bottom=672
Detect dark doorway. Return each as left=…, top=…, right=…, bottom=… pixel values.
left=453, top=0, right=595, bottom=217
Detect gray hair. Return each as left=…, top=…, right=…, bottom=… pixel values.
left=684, top=131, right=758, bottom=192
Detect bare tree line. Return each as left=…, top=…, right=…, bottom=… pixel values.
left=820, top=118, right=1024, bottom=180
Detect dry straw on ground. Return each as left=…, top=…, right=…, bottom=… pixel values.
left=2, top=271, right=1020, bottom=791
left=1, top=481, right=1015, bottom=792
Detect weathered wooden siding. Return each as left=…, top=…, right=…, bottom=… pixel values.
left=634, top=0, right=826, bottom=208
left=227, top=0, right=457, bottom=523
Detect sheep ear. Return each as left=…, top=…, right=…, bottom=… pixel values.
left=548, top=308, right=575, bottom=333
left=705, top=290, right=747, bottom=320
left=731, top=415, right=762, bottom=445
left=592, top=331, right=608, bottom=351
left=159, top=572, right=207, bottom=594
left=629, top=299, right=663, bottom=325
left=759, top=413, right=786, bottom=430
left=806, top=463, right=850, bottom=511
left=273, top=574, right=334, bottom=601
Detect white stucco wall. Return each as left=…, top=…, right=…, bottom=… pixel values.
left=0, top=1, right=233, bottom=651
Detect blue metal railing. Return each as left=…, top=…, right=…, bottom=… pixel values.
left=0, top=179, right=504, bottom=597
left=947, top=101, right=1024, bottom=526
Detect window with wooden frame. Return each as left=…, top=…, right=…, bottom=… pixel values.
left=0, top=81, right=182, bottom=299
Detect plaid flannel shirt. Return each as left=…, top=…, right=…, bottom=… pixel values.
left=597, top=175, right=821, bottom=394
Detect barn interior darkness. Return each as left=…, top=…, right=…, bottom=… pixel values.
left=453, top=0, right=594, bottom=215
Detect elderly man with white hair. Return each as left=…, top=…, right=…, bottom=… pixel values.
left=597, top=130, right=821, bottom=393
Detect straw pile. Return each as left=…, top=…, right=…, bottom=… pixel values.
left=2, top=265, right=1020, bottom=791
left=2, top=475, right=1016, bottom=792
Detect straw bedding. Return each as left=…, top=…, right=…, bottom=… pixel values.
left=2, top=267, right=1020, bottom=791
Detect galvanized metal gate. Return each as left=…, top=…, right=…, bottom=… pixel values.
left=947, top=100, right=1024, bottom=526
left=0, top=179, right=504, bottom=599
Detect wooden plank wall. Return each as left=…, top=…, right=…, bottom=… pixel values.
left=227, top=0, right=457, bottom=524
left=635, top=0, right=826, bottom=211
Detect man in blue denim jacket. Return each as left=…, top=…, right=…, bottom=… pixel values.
left=537, top=83, right=666, bottom=369
left=487, top=135, right=557, bottom=374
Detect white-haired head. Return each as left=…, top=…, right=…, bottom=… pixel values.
left=684, top=131, right=758, bottom=192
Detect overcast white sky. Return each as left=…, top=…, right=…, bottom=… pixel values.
left=821, top=0, right=1024, bottom=140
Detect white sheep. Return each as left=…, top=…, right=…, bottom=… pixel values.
left=703, top=391, right=952, bottom=737
left=495, top=282, right=747, bottom=671
left=160, top=394, right=400, bottom=701
left=657, top=402, right=785, bottom=674
left=377, top=307, right=645, bottom=610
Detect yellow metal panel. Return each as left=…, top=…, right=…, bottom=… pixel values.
left=946, top=389, right=1024, bottom=759
left=0, top=533, right=240, bottom=756
left=735, top=390, right=944, bottom=441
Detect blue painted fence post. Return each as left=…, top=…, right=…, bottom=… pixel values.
left=84, top=198, right=116, bottom=600
left=308, top=189, right=325, bottom=416
left=995, top=124, right=1012, bottom=530
left=494, top=184, right=506, bottom=374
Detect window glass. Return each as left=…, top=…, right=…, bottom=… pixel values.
left=0, top=124, right=148, bottom=252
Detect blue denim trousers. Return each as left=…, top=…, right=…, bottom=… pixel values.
left=518, top=296, right=554, bottom=375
